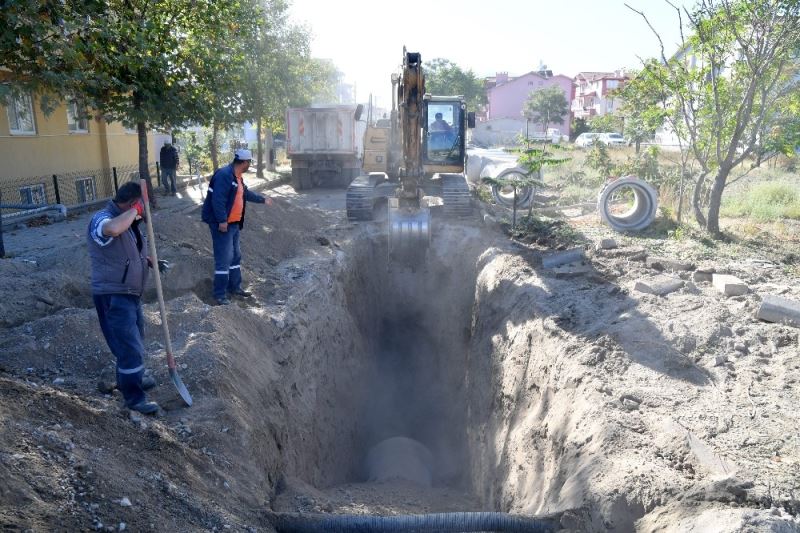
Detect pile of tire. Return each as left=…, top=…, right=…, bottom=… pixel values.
left=597, top=176, right=658, bottom=231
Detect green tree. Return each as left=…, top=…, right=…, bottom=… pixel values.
left=586, top=140, right=614, bottom=178
left=571, top=117, right=590, bottom=140
left=0, top=1, right=108, bottom=110
left=523, top=85, right=569, bottom=137
left=587, top=113, right=623, bottom=133
left=425, top=58, right=486, bottom=112
left=630, top=0, right=800, bottom=236
left=619, top=61, right=669, bottom=153
left=3, top=0, right=261, bottom=204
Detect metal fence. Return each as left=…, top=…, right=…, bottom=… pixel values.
left=0, top=162, right=159, bottom=216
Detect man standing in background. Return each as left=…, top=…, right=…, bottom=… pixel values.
left=159, top=141, right=179, bottom=196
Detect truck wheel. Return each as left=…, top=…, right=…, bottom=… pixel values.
left=291, top=168, right=305, bottom=191
left=300, top=170, right=312, bottom=190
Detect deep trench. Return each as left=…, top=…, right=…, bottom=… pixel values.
left=264, top=226, right=609, bottom=530
left=344, top=229, right=478, bottom=490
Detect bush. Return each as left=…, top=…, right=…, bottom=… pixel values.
left=721, top=180, right=800, bottom=220
left=586, top=141, right=614, bottom=178
left=616, top=146, right=661, bottom=183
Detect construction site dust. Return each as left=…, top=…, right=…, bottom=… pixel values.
left=1, top=188, right=799, bottom=532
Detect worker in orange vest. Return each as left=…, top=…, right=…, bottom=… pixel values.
left=201, top=149, right=273, bottom=305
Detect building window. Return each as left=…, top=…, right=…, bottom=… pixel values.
left=606, top=80, right=619, bottom=89
left=67, top=99, right=89, bottom=133
left=19, top=183, right=47, bottom=205
left=7, top=92, right=36, bottom=135
left=75, top=177, right=97, bottom=203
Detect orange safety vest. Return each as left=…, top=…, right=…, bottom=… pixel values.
left=227, top=174, right=245, bottom=223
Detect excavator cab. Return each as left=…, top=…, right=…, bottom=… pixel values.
left=424, top=99, right=466, bottom=167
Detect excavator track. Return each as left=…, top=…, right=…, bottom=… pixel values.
left=346, top=176, right=375, bottom=221
left=441, top=174, right=472, bottom=217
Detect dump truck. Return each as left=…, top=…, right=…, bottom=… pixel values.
left=285, top=105, right=366, bottom=190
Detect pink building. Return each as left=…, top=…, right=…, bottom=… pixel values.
left=486, top=70, right=574, bottom=137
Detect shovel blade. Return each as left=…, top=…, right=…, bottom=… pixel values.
left=169, top=368, right=193, bottom=406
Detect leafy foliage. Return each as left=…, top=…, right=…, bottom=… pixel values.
left=585, top=141, right=614, bottom=178
left=523, top=86, right=569, bottom=134
left=587, top=113, right=623, bottom=133
left=571, top=117, right=590, bottom=140
left=630, top=0, right=800, bottom=235
left=425, top=58, right=486, bottom=111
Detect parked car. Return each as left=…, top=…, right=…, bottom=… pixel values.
left=574, top=132, right=626, bottom=148
left=574, top=132, right=601, bottom=148
left=600, top=132, right=626, bottom=146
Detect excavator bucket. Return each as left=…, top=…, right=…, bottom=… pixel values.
left=388, top=199, right=430, bottom=265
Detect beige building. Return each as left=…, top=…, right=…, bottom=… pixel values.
left=1, top=90, right=162, bottom=209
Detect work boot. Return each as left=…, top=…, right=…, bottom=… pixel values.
left=215, top=297, right=231, bottom=306
left=229, top=289, right=253, bottom=298
left=129, top=401, right=160, bottom=415
left=141, top=375, right=156, bottom=391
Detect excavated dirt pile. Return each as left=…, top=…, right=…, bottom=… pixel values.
left=1, top=182, right=799, bottom=532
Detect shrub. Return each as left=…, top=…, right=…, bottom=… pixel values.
left=721, top=180, right=800, bottom=220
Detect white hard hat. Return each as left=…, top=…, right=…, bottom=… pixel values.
left=234, top=148, right=253, bottom=161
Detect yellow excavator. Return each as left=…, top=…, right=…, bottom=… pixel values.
left=347, top=48, right=475, bottom=264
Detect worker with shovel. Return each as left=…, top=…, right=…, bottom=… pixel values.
left=87, top=182, right=167, bottom=415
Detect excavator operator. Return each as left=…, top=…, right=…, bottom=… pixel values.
left=430, top=112, right=452, bottom=133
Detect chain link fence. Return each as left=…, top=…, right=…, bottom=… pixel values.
left=0, top=162, right=161, bottom=216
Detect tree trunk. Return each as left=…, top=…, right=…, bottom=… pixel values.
left=512, top=187, right=517, bottom=231
left=635, top=140, right=641, bottom=154
left=527, top=185, right=536, bottom=218
left=705, top=168, right=730, bottom=236
left=266, top=128, right=275, bottom=172
left=692, top=172, right=708, bottom=229
left=677, top=166, right=686, bottom=224
left=210, top=121, right=219, bottom=171
left=137, top=121, right=156, bottom=208
left=256, top=116, right=264, bottom=179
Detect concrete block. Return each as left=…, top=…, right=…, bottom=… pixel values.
left=634, top=276, right=685, bottom=296
left=551, top=264, right=593, bottom=278
left=756, top=295, right=800, bottom=327
left=713, top=274, right=748, bottom=296
left=646, top=256, right=694, bottom=272
left=596, top=238, right=618, bottom=250
left=695, top=263, right=716, bottom=274
left=542, top=247, right=585, bottom=268
left=692, top=271, right=713, bottom=283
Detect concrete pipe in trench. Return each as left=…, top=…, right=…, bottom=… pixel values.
left=597, top=176, right=658, bottom=232
left=489, top=167, right=535, bottom=209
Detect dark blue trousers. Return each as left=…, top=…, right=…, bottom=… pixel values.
left=162, top=167, right=177, bottom=194
left=93, top=294, right=146, bottom=407
left=209, top=223, right=242, bottom=300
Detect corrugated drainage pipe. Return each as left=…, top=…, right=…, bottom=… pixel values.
left=597, top=176, right=658, bottom=232
left=268, top=511, right=559, bottom=533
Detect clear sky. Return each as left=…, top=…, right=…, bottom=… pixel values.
left=288, top=0, right=694, bottom=108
